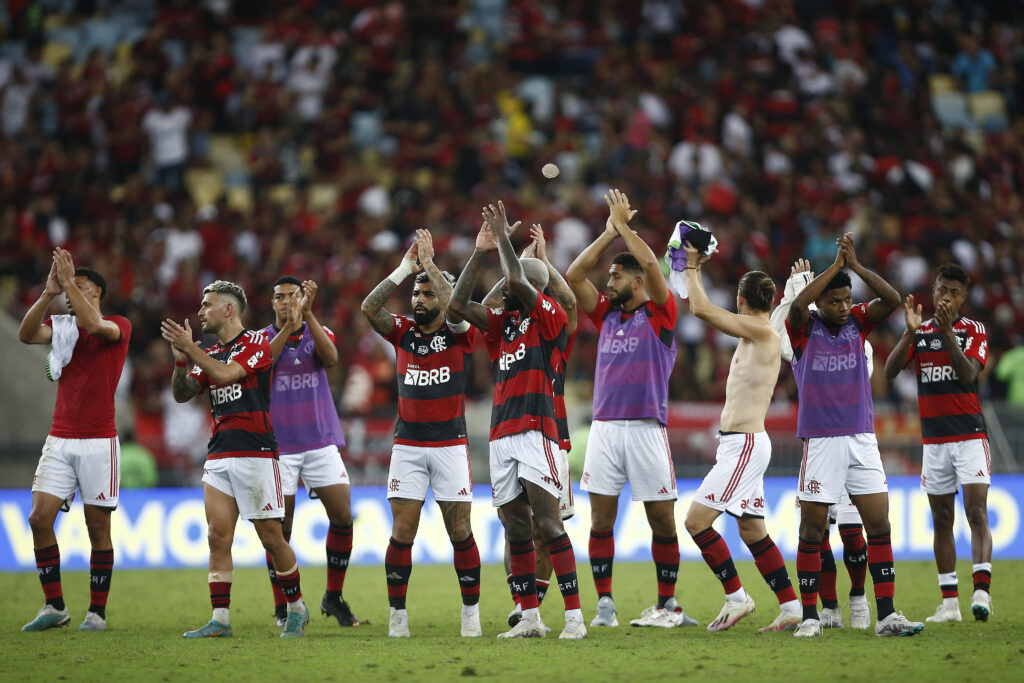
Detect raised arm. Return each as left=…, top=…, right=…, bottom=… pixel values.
left=414, top=228, right=464, bottom=325
left=449, top=236, right=492, bottom=331
left=788, top=240, right=847, bottom=331
left=54, top=249, right=122, bottom=342
left=18, top=260, right=61, bottom=344
left=884, top=295, right=922, bottom=380
left=486, top=201, right=538, bottom=313
left=531, top=224, right=577, bottom=336
left=840, top=233, right=901, bottom=325
left=300, top=280, right=338, bottom=367
left=360, top=241, right=420, bottom=337
left=684, top=244, right=774, bottom=341
left=934, top=298, right=982, bottom=385
left=606, top=189, right=671, bottom=306
left=565, top=216, right=617, bottom=315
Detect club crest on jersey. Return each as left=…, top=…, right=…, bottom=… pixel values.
left=519, top=319, right=531, bottom=334
left=430, top=335, right=447, bottom=352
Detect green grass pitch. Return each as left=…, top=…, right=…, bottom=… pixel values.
left=5, top=560, right=1023, bottom=681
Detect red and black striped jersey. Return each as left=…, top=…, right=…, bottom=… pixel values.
left=483, top=293, right=568, bottom=444
left=190, top=329, right=277, bottom=459
left=553, top=330, right=577, bottom=452
left=384, top=315, right=477, bottom=447
left=906, top=316, right=988, bottom=443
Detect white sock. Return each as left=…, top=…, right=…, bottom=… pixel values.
left=972, top=562, right=992, bottom=574
left=781, top=599, right=801, bottom=614
left=522, top=606, right=539, bottom=621
left=391, top=607, right=407, bottom=616
left=212, top=608, right=229, bottom=625
left=937, top=571, right=957, bottom=586
left=943, top=597, right=960, bottom=609
left=726, top=587, right=748, bottom=603
left=565, top=608, right=583, bottom=622
left=286, top=599, right=306, bottom=614
left=462, top=603, right=479, bottom=614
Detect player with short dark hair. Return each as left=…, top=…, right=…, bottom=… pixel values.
left=262, top=276, right=360, bottom=629
left=449, top=202, right=586, bottom=640
left=680, top=244, right=804, bottom=633
left=884, top=263, right=994, bottom=622
left=18, top=249, right=131, bottom=632
left=361, top=229, right=482, bottom=638
left=786, top=233, right=924, bottom=638
left=162, top=280, right=310, bottom=638
left=565, top=190, right=694, bottom=629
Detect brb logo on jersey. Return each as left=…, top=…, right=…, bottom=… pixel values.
left=277, top=372, right=320, bottom=391
left=211, top=383, right=242, bottom=405
left=600, top=333, right=640, bottom=355
left=499, top=342, right=526, bottom=371
left=405, top=366, right=451, bottom=386
left=920, top=364, right=959, bottom=383
left=810, top=351, right=859, bottom=372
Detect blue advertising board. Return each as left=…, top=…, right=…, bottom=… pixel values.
left=1, top=475, right=1021, bottom=570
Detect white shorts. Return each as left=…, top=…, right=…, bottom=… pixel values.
left=557, top=448, right=574, bottom=520
left=695, top=432, right=770, bottom=518
left=921, top=438, right=992, bottom=495
left=581, top=419, right=677, bottom=502
left=32, top=435, right=120, bottom=508
left=278, top=444, right=350, bottom=496
left=387, top=443, right=473, bottom=502
left=798, top=433, right=887, bottom=504
left=794, top=488, right=863, bottom=525
left=490, top=431, right=563, bottom=507
left=202, top=457, right=285, bottom=521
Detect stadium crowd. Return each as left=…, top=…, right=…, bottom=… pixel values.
left=2, top=0, right=1023, bottom=475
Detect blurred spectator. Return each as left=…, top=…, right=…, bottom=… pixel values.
left=141, top=95, right=192, bottom=192
left=952, top=33, right=998, bottom=93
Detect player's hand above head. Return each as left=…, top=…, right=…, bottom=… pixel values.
left=520, top=239, right=537, bottom=259
left=530, top=224, right=548, bottom=260
left=415, top=228, right=435, bottom=262
left=475, top=220, right=498, bottom=251
left=837, top=232, right=859, bottom=269
left=53, top=248, right=76, bottom=287
left=682, top=241, right=710, bottom=268
left=903, top=294, right=923, bottom=331
left=402, top=238, right=421, bottom=269
left=605, top=188, right=637, bottom=229
left=791, top=258, right=812, bottom=276
left=44, top=260, right=63, bottom=296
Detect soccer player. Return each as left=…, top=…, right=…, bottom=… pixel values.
left=162, top=280, right=309, bottom=638
left=786, top=234, right=924, bottom=638
left=679, top=243, right=804, bottom=632
left=360, top=229, right=482, bottom=638
left=481, top=225, right=578, bottom=628
left=263, top=276, right=359, bottom=628
left=449, top=202, right=586, bottom=640
left=883, top=264, right=994, bottom=622
left=18, top=249, right=131, bottom=632
left=772, top=258, right=871, bottom=629
left=564, top=190, right=692, bottom=628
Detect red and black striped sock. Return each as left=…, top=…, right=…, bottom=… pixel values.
left=692, top=527, right=742, bottom=595
left=266, top=550, right=285, bottom=613
left=652, top=534, right=679, bottom=607
left=588, top=529, right=614, bottom=599
left=867, top=534, right=895, bottom=620
left=88, top=549, right=114, bottom=618
left=385, top=537, right=413, bottom=610
left=34, top=544, right=64, bottom=611
left=276, top=566, right=303, bottom=604
left=546, top=533, right=581, bottom=611
left=452, top=534, right=481, bottom=606
left=210, top=580, right=231, bottom=611
left=819, top=529, right=839, bottom=609
left=509, top=539, right=539, bottom=610
left=536, top=579, right=550, bottom=604
left=972, top=563, right=992, bottom=593
left=839, top=523, right=867, bottom=597
left=506, top=574, right=520, bottom=606
left=325, top=523, right=353, bottom=598
left=746, top=535, right=798, bottom=605
left=796, top=537, right=821, bottom=621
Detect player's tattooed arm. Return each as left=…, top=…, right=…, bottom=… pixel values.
left=360, top=279, right=399, bottom=336
left=414, top=229, right=462, bottom=323
left=171, top=366, right=201, bottom=403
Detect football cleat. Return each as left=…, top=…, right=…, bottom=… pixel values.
left=630, top=605, right=679, bottom=628
left=507, top=604, right=522, bottom=628
left=321, top=593, right=360, bottom=627
left=559, top=611, right=587, bottom=639
left=665, top=597, right=699, bottom=626
left=183, top=619, right=231, bottom=638
left=78, top=612, right=106, bottom=631
left=460, top=604, right=482, bottom=638
left=793, top=618, right=822, bottom=638
left=758, top=609, right=802, bottom=632
left=970, top=590, right=991, bottom=622
left=497, top=610, right=545, bottom=638
left=849, top=596, right=870, bottom=629
left=706, top=595, right=756, bottom=632
left=21, top=605, right=70, bottom=632
left=388, top=607, right=410, bottom=638
left=274, top=604, right=287, bottom=628
left=280, top=608, right=310, bottom=638
left=820, top=606, right=844, bottom=629
left=590, top=596, right=618, bottom=627
left=875, top=611, right=924, bottom=637
left=925, top=602, right=962, bottom=623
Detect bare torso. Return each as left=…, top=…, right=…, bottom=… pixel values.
left=719, top=322, right=780, bottom=433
